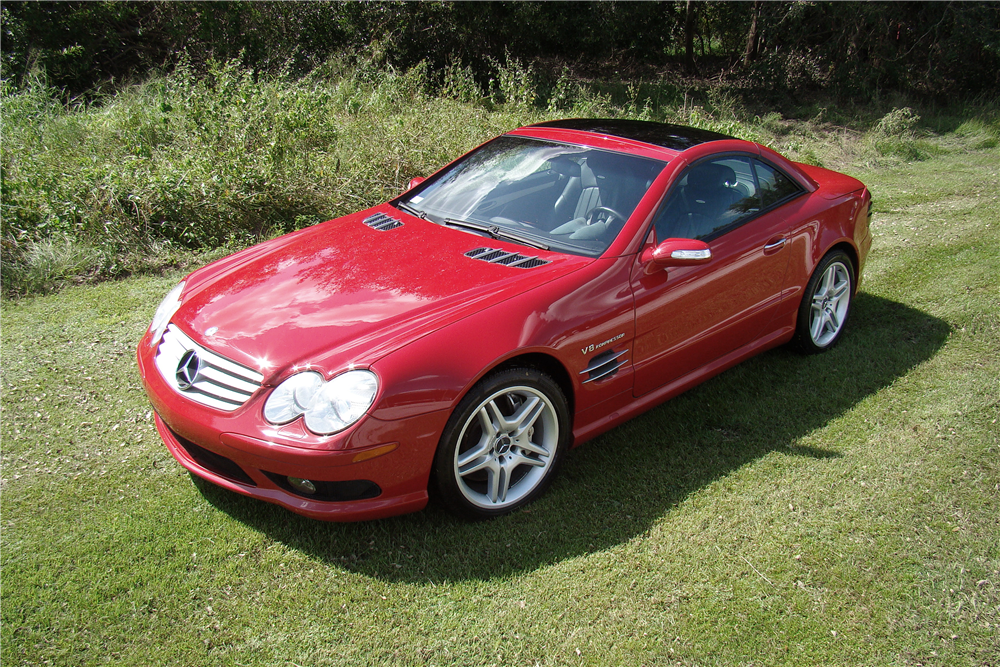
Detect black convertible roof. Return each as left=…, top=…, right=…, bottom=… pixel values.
left=528, top=118, right=736, bottom=151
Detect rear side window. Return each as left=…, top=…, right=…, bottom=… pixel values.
left=754, top=161, right=802, bottom=208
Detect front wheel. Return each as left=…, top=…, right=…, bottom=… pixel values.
left=433, top=368, right=569, bottom=519
left=792, top=250, right=855, bottom=353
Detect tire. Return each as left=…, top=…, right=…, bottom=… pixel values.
left=792, top=249, right=855, bottom=354
left=433, top=367, right=570, bottom=519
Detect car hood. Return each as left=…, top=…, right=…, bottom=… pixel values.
left=173, top=206, right=589, bottom=383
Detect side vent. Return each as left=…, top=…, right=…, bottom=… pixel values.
left=465, top=247, right=550, bottom=269
left=363, top=212, right=403, bottom=231
left=580, top=349, right=628, bottom=384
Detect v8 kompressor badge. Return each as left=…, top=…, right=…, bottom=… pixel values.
left=581, top=333, right=625, bottom=355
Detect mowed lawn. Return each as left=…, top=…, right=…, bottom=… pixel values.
left=2, top=135, right=997, bottom=666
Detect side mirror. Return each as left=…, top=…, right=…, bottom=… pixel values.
left=406, top=176, right=426, bottom=191
left=642, top=238, right=712, bottom=272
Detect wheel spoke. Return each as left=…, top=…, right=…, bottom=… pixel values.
left=509, top=452, right=545, bottom=469
left=827, top=309, right=841, bottom=332
left=510, top=395, right=543, bottom=437
left=484, top=400, right=510, bottom=433
left=516, top=438, right=549, bottom=458
left=817, top=268, right=833, bottom=298
left=458, top=454, right=493, bottom=477
left=488, top=464, right=510, bottom=503
left=456, top=437, right=491, bottom=470
left=810, top=307, right=825, bottom=340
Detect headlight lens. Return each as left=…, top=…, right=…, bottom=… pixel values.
left=264, top=370, right=378, bottom=435
left=149, top=281, right=185, bottom=347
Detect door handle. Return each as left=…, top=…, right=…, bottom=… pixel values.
left=763, top=238, right=787, bottom=252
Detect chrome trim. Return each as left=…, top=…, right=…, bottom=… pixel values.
left=671, top=248, right=713, bottom=260
left=580, top=349, right=628, bottom=384
left=154, top=324, right=264, bottom=412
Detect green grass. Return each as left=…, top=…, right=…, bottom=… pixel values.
left=3, top=109, right=999, bottom=664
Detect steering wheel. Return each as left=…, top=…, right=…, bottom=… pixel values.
left=587, top=206, right=627, bottom=225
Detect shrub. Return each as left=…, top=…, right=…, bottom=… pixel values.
left=873, top=107, right=921, bottom=137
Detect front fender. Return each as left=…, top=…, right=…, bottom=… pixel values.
left=370, top=255, right=638, bottom=423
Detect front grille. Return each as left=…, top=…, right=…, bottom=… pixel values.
left=363, top=212, right=403, bottom=231
left=465, top=247, right=550, bottom=269
left=155, top=324, right=264, bottom=412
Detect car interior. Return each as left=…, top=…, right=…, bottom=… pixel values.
left=654, top=157, right=760, bottom=242
left=472, top=150, right=664, bottom=253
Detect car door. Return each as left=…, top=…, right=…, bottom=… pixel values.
left=630, top=155, right=798, bottom=397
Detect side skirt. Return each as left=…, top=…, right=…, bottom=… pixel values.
left=570, top=325, right=795, bottom=447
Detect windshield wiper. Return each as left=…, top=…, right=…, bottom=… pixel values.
left=443, top=218, right=549, bottom=251
left=396, top=201, right=427, bottom=219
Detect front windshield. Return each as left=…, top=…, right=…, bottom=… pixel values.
left=396, top=136, right=666, bottom=257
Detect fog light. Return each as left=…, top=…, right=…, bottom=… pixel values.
left=287, top=477, right=317, bottom=495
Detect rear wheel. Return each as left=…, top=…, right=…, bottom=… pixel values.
left=433, top=368, right=569, bottom=519
left=792, top=249, right=855, bottom=353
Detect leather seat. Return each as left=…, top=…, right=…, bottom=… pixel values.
left=552, top=158, right=601, bottom=225
left=674, top=163, right=741, bottom=239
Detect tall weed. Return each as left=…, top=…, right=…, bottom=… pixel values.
left=488, top=53, right=537, bottom=109
left=863, top=106, right=942, bottom=163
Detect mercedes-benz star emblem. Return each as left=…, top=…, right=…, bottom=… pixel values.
left=176, top=349, right=202, bottom=391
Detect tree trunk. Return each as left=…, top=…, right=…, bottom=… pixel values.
left=743, top=0, right=762, bottom=67
left=685, top=0, right=697, bottom=74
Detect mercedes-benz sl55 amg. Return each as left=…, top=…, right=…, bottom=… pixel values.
left=137, top=119, right=872, bottom=521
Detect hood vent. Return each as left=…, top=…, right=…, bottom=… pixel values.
left=465, top=247, right=550, bottom=269
left=363, top=212, right=403, bottom=231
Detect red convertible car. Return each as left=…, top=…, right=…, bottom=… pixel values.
left=137, top=119, right=872, bottom=521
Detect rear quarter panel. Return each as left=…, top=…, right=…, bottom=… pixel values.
left=775, top=165, right=869, bottom=323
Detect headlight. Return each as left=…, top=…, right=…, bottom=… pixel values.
left=263, top=370, right=378, bottom=435
left=149, top=281, right=185, bottom=347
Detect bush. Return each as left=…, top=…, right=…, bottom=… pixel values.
left=873, top=107, right=921, bottom=138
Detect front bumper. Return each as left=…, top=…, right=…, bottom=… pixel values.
left=138, top=334, right=449, bottom=521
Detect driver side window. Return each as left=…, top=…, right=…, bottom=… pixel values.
left=654, top=156, right=760, bottom=242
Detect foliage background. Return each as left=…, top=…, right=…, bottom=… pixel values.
left=5, top=1, right=1000, bottom=98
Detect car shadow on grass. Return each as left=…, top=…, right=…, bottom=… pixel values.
left=192, top=292, right=950, bottom=583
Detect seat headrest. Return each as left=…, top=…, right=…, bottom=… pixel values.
left=550, top=157, right=581, bottom=178
left=579, top=158, right=598, bottom=188
left=687, top=163, right=736, bottom=191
